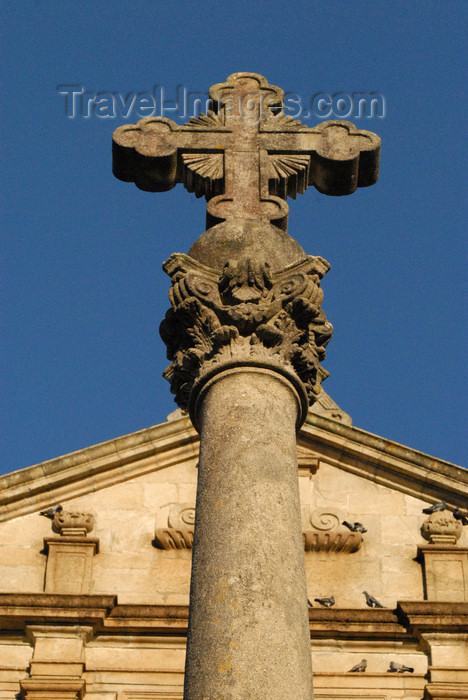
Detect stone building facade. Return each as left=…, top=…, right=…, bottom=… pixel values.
left=1, top=393, right=467, bottom=699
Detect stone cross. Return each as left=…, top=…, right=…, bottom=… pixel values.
left=113, top=72, right=380, bottom=231
left=113, top=72, right=381, bottom=700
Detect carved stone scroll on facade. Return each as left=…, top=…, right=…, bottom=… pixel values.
left=160, top=253, right=333, bottom=417
left=154, top=504, right=195, bottom=550
left=303, top=508, right=362, bottom=553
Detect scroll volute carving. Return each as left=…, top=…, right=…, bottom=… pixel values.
left=303, top=508, right=362, bottom=553
left=421, top=510, right=462, bottom=545
left=154, top=504, right=195, bottom=550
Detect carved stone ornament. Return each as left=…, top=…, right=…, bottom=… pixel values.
left=113, top=72, right=381, bottom=232
left=303, top=508, right=362, bottom=553
left=160, top=252, right=333, bottom=424
left=421, top=510, right=462, bottom=545
left=52, top=510, right=94, bottom=537
left=154, top=504, right=195, bottom=550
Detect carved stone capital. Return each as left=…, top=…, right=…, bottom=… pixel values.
left=160, top=253, right=332, bottom=428
left=421, top=510, right=463, bottom=545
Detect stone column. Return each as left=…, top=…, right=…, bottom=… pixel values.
left=112, top=70, right=380, bottom=700
left=160, top=223, right=334, bottom=699
left=185, top=368, right=312, bottom=699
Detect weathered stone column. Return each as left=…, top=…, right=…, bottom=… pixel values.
left=186, top=367, right=312, bottom=698
left=112, top=71, right=380, bottom=700
left=159, top=221, right=333, bottom=699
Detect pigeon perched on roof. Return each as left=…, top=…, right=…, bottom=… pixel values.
left=343, top=521, right=367, bottom=533
left=314, top=595, right=335, bottom=607
left=422, top=501, right=446, bottom=514
left=363, top=591, right=384, bottom=608
left=387, top=661, right=414, bottom=673
left=453, top=508, right=468, bottom=525
left=39, top=505, right=62, bottom=519
left=348, top=659, right=367, bottom=672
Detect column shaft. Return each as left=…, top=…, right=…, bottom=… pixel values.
left=184, top=368, right=313, bottom=699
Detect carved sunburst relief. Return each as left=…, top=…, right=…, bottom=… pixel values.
left=181, top=152, right=224, bottom=199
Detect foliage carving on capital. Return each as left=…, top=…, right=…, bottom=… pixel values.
left=159, top=253, right=333, bottom=411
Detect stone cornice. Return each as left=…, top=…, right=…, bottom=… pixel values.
left=1, top=412, right=465, bottom=523
left=3, top=595, right=465, bottom=640
left=396, top=601, right=468, bottom=633
left=307, top=608, right=405, bottom=639
left=0, top=594, right=117, bottom=631
left=302, top=414, right=468, bottom=507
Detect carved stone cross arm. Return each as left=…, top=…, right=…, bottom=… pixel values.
left=113, top=72, right=381, bottom=231
left=112, top=116, right=228, bottom=198
left=262, top=120, right=381, bottom=198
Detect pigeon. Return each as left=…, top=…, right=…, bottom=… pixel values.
left=348, top=659, right=367, bottom=672
left=363, top=591, right=384, bottom=608
left=314, top=595, right=335, bottom=607
left=422, top=501, right=446, bottom=514
left=453, top=508, right=468, bottom=525
left=39, top=505, right=62, bottom=519
left=343, top=521, right=367, bottom=533
left=387, top=661, right=414, bottom=673
left=307, top=599, right=314, bottom=607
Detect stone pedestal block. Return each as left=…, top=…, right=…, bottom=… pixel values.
left=418, top=545, right=468, bottom=601
left=44, top=537, right=99, bottom=594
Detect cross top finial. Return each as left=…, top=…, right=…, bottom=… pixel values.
left=113, top=72, right=380, bottom=233
left=209, top=72, right=284, bottom=119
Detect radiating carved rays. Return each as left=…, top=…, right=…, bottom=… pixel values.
left=267, top=154, right=310, bottom=200
left=182, top=153, right=224, bottom=199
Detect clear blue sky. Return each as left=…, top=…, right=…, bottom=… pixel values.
left=2, top=1, right=466, bottom=473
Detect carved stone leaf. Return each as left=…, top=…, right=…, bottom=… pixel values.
left=182, top=152, right=224, bottom=199
left=267, top=153, right=310, bottom=200
left=177, top=298, right=221, bottom=352
left=184, top=272, right=223, bottom=308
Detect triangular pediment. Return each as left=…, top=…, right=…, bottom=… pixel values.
left=1, top=393, right=466, bottom=523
